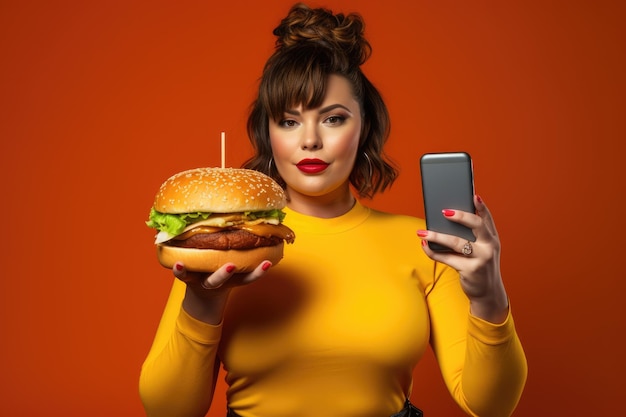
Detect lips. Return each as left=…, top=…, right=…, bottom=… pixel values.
left=296, top=158, right=329, bottom=174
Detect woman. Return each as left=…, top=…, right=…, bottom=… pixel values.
left=139, top=4, right=527, bottom=416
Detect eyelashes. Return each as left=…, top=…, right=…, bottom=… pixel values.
left=277, top=114, right=347, bottom=128
left=324, top=115, right=346, bottom=125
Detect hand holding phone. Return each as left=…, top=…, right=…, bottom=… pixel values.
left=420, top=152, right=476, bottom=252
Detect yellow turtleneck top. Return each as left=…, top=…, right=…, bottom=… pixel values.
left=140, top=201, right=527, bottom=417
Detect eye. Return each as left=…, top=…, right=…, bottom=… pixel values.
left=324, top=115, right=346, bottom=126
left=278, top=119, right=298, bottom=128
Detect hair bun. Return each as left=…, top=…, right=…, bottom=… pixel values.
left=273, top=3, right=371, bottom=66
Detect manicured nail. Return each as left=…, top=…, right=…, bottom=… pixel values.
left=442, top=209, right=455, bottom=217
left=476, top=194, right=483, bottom=204
left=417, top=230, right=428, bottom=238
left=226, top=265, right=236, bottom=273
left=421, top=239, right=428, bottom=247
left=262, top=261, right=272, bottom=271
left=174, top=262, right=184, bottom=271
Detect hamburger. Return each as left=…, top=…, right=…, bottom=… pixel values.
left=146, top=167, right=295, bottom=272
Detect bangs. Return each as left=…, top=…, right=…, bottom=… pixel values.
left=262, top=46, right=338, bottom=121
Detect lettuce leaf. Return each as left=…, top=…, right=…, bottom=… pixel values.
left=244, top=209, right=286, bottom=222
left=145, top=207, right=286, bottom=236
left=145, top=208, right=212, bottom=236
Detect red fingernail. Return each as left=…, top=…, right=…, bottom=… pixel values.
left=476, top=194, right=483, bottom=204
left=421, top=239, right=428, bottom=247
left=417, top=230, right=428, bottom=237
left=262, top=261, right=272, bottom=271
left=175, top=263, right=184, bottom=271
left=226, top=265, right=236, bottom=273
left=442, top=209, right=455, bottom=217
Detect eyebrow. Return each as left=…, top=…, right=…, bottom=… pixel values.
left=284, top=104, right=353, bottom=116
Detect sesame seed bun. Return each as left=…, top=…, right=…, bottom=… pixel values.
left=150, top=167, right=293, bottom=273
left=156, top=242, right=285, bottom=273
left=153, top=167, right=287, bottom=214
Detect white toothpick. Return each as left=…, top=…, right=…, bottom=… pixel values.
left=221, top=131, right=226, bottom=168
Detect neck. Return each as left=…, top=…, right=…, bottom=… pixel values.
left=286, top=184, right=356, bottom=218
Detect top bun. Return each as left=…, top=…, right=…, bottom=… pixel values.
left=153, top=167, right=287, bottom=214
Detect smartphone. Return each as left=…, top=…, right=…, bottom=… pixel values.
left=420, top=152, right=476, bottom=252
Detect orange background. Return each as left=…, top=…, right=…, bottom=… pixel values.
left=1, top=0, right=624, bottom=415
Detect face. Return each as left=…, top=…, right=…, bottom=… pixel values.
left=269, top=75, right=362, bottom=204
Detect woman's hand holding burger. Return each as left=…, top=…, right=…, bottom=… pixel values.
left=173, top=260, right=271, bottom=324
left=146, top=167, right=295, bottom=324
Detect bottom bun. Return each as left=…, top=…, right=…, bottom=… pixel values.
left=156, top=242, right=285, bottom=273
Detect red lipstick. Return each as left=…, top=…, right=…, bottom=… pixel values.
left=296, top=158, right=329, bottom=174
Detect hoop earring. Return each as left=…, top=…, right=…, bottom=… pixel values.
left=363, top=151, right=373, bottom=180
left=268, top=157, right=286, bottom=190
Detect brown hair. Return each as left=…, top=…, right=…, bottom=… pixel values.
left=243, top=3, right=398, bottom=198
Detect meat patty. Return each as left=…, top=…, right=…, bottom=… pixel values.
left=170, top=228, right=283, bottom=250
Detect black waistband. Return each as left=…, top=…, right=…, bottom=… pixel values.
left=227, top=398, right=423, bottom=417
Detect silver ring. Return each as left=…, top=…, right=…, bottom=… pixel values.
left=462, top=241, right=473, bottom=256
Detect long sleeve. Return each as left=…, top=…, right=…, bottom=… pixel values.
left=138, top=203, right=527, bottom=417
left=427, top=262, right=528, bottom=417
left=139, top=279, right=223, bottom=417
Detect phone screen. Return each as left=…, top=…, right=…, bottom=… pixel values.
left=420, top=152, right=476, bottom=251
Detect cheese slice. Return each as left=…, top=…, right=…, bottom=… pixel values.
left=154, top=214, right=287, bottom=244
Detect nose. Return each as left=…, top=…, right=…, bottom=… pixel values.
left=300, top=125, right=322, bottom=150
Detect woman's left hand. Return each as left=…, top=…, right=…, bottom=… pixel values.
left=417, top=195, right=509, bottom=323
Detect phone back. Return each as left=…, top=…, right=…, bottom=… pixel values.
left=420, top=152, right=476, bottom=251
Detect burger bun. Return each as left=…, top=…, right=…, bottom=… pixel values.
left=156, top=242, right=285, bottom=273
left=154, top=167, right=287, bottom=214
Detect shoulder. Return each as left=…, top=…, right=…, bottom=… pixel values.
left=366, top=207, right=426, bottom=230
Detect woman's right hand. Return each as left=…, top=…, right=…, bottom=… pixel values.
left=173, top=261, right=272, bottom=290
left=173, top=261, right=272, bottom=324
